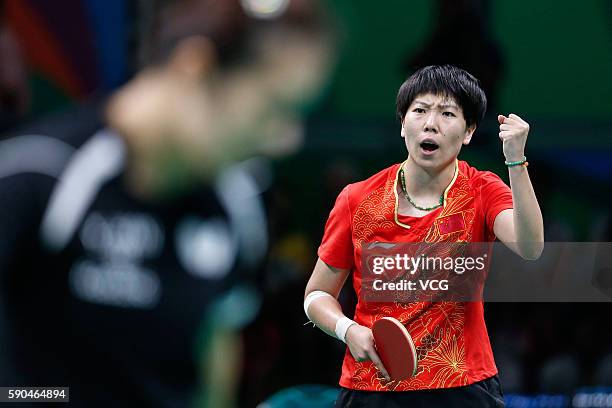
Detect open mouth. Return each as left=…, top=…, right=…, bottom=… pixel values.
left=420, top=141, right=439, bottom=152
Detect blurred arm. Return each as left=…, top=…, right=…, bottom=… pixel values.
left=200, top=325, right=241, bottom=408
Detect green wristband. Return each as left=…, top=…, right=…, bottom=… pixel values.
left=505, top=156, right=527, bottom=167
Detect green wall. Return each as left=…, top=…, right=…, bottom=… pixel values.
left=327, top=0, right=612, bottom=120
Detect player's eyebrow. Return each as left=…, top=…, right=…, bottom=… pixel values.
left=438, top=103, right=459, bottom=110
left=413, top=99, right=459, bottom=110
left=413, top=99, right=432, bottom=107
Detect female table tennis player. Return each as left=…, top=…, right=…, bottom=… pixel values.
left=304, top=65, right=544, bottom=407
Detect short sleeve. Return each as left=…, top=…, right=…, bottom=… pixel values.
left=480, top=171, right=514, bottom=235
left=317, top=186, right=354, bottom=270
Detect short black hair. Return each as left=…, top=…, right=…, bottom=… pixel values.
left=396, top=65, right=487, bottom=129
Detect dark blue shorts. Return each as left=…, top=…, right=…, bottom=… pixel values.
left=335, top=375, right=504, bottom=408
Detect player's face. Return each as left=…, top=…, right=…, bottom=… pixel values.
left=401, top=93, right=475, bottom=171
left=109, top=26, right=333, bottom=180
left=202, top=27, right=333, bottom=167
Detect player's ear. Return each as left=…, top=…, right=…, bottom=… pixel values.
left=400, top=116, right=406, bottom=138
left=462, top=124, right=476, bottom=145
left=167, top=35, right=217, bottom=79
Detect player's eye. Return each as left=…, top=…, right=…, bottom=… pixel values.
left=442, top=111, right=456, bottom=117
left=413, top=108, right=426, bottom=113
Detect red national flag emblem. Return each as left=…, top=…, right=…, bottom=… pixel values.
left=437, top=213, right=466, bottom=235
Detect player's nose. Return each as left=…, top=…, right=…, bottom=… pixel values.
left=423, top=111, right=439, bottom=133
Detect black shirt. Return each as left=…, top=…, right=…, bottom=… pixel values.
left=0, top=107, right=267, bottom=407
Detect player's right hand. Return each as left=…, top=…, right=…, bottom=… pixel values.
left=345, top=324, right=390, bottom=381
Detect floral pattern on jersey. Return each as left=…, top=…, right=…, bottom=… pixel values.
left=352, top=176, right=397, bottom=247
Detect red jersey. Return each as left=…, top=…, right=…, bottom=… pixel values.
left=318, top=160, right=513, bottom=391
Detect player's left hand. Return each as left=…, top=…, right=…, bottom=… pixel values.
left=498, top=114, right=530, bottom=162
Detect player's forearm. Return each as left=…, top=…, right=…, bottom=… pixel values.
left=306, top=294, right=349, bottom=338
left=508, top=165, right=544, bottom=259
left=498, top=113, right=543, bottom=259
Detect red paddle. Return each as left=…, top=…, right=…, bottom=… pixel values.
left=372, top=317, right=418, bottom=381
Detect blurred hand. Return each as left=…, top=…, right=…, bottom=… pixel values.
left=345, top=324, right=390, bottom=381
left=498, top=113, right=530, bottom=162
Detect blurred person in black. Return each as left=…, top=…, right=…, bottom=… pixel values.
left=0, top=0, right=334, bottom=406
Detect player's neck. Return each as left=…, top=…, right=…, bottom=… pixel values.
left=122, top=150, right=198, bottom=202
left=402, top=157, right=456, bottom=197
left=123, top=156, right=162, bottom=200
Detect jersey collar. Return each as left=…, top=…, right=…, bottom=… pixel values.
left=392, top=159, right=459, bottom=229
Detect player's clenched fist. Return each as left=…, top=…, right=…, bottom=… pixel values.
left=497, top=113, right=530, bottom=162
left=345, top=324, right=390, bottom=381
